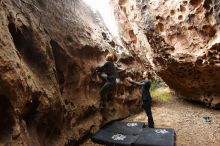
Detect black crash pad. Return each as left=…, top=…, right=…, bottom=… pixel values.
left=103, top=121, right=145, bottom=135
left=91, top=129, right=139, bottom=146
left=134, top=128, right=175, bottom=146
left=92, top=121, right=175, bottom=146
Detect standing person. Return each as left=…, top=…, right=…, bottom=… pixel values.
left=126, top=72, right=154, bottom=128
left=96, top=53, right=118, bottom=111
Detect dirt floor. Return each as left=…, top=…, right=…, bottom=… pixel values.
left=83, top=97, right=220, bottom=146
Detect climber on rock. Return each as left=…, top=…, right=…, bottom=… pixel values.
left=96, top=53, right=119, bottom=111
left=126, top=72, right=154, bottom=128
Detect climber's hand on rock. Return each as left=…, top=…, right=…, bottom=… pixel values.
left=116, top=78, right=120, bottom=84
left=126, top=77, right=133, bottom=82
left=95, top=66, right=101, bottom=73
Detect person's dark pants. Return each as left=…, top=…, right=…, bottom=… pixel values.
left=143, top=99, right=154, bottom=128
left=99, top=81, right=114, bottom=108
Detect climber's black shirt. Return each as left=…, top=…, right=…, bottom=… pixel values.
left=130, top=80, right=151, bottom=101
left=100, top=61, right=118, bottom=82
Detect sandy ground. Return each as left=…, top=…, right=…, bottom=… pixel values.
left=83, top=97, right=220, bottom=146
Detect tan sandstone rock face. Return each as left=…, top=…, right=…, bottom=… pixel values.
left=0, top=0, right=147, bottom=145
left=114, top=0, right=220, bottom=108
left=111, top=0, right=157, bottom=78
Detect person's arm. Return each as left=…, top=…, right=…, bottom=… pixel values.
left=129, top=80, right=145, bottom=86
left=126, top=77, right=145, bottom=86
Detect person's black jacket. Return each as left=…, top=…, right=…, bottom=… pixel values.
left=98, top=61, right=118, bottom=83
left=130, top=80, right=151, bottom=101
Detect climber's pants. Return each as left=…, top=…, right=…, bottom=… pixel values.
left=100, top=81, right=114, bottom=105
left=143, top=100, right=154, bottom=128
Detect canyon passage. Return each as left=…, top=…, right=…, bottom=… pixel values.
left=0, top=0, right=220, bottom=146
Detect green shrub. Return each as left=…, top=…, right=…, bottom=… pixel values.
left=150, top=80, right=172, bottom=101
left=150, top=80, right=163, bottom=91
left=151, top=88, right=172, bottom=101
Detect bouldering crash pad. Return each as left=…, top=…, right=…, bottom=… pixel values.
left=91, top=121, right=175, bottom=146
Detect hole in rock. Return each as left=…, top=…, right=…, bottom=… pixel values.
left=102, top=32, right=107, bottom=40
left=205, top=9, right=213, bottom=17
left=109, top=41, right=116, bottom=48
left=156, top=23, right=164, bottom=32
left=183, top=1, right=188, bottom=5
left=156, top=16, right=164, bottom=21
left=57, top=68, right=65, bottom=94
left=142, top=5, right=147, bottom=10
left=119, top=56, right=135, bottom=64
left=202, top=25, right=216, bottom=37
left=196, top=58, right=203, bottom=65
left=8, top=23, right=27, bottom=52
left=0, top=95, right=15, bottom=138
left=22, top=93, right=40, bottom=125
left=203, top=0, right=212, bottom=10
left=8, top=23, right=47, bottom=70
left=36, top=0, right=47, bottom=9
left=36, top=109, right=63, bottom=139
left=129, top=30, right=137, bottom=43
left=65, top=139, right=76, bottom=146
left=170, top=10, right=175, bottom=15
left=189, top=0, right=202, bottom=7
left=209, top=61, right=215, bottom=65
left=180, top=5, right=186, bottom=12
left=178, top=15, right=183, bottom=20
left=156, top=16, right=160, bottom=20
left=50, top=40, right=66, bottom=93
left=51, top=41, right=80, bottom=90
left=66, top=35, right=74, bottom=42
left=213, top=5, right=219, bottom=10
left=65, top=132, right=91, bottom=146
left=64, top=100, right=69, bottom=105
left=78, top=45, right=104, bottom=59
left=212, top=85, right=217, bottom=89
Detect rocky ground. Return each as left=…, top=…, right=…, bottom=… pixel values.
left=85, top=96, right=220, bottom=146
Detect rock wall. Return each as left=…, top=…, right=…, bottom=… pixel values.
left=0, top=0, right=146, bottom=145
left=113, top=0, right=220, bottom=108
left=111, top=0, right=160, bottom=80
